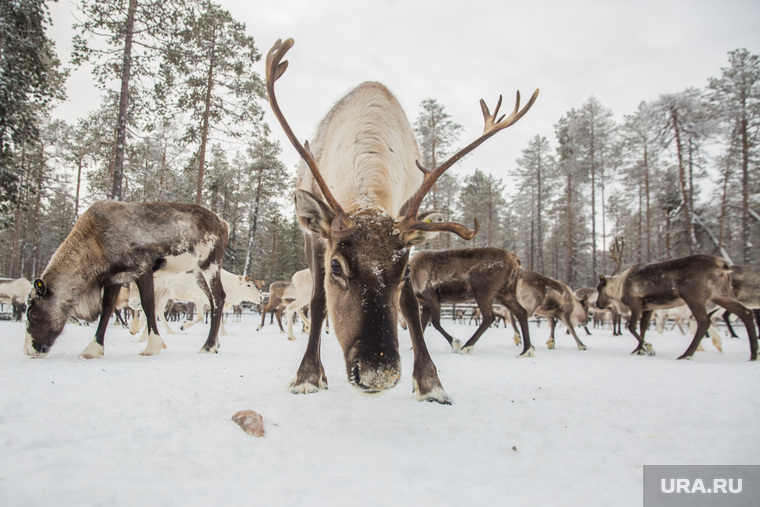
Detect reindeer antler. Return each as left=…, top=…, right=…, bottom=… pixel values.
left=610, top=236, right=625, bottom=275
left=266, top=38, right=357, bottom=237
left=395, top=89, right=540, bottom=240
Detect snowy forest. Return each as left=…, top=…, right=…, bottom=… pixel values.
left=1, top=0, right=759, bottom=289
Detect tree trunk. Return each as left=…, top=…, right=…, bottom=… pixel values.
left=589, top=116, right=597, bottom=279
left=670, top=107, right=697, bottom=254
left=75, top=157, right=83, bottom=220
left=195, top=45, right=216, bottom=206
left=536, top=148, right=544, bottom=273
left=243, top=167, right=263, bottom=277
left=110, top=0, right=138, bottom=201
left=565, top=170, right=574, bottom=286
left=643, top=145, right=651, bottom=261
left=741, top=115, right=749, bottom=263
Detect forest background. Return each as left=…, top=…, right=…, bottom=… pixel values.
left=1, top=0, right=759, bottom=290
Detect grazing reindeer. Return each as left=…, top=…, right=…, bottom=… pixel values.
left=257, top=280, right=293, bottom=332
left=24, top=201, right=228, bottom=358
left=515, top=271, right=590, bottom=350
left=267, top=38, right=538, bottom=402
left=409, top=247, right=533, bottom=357
left=597, top=254, right=758, bottom=360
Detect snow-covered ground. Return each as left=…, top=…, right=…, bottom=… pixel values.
left=1, top=312, right=757, bottom=506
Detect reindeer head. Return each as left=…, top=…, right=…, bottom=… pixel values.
left=24, top=279, right=67, bottom=357
left=267, top=38, right=538, bottom=393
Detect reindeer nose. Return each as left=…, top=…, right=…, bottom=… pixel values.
left=349, top=354, right=401, bottom=393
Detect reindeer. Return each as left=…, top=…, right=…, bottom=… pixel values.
left=409, top=247, right=533, bottom=357
left=284, top=268, right=312, bottom=341
left=129, top=269, right=262, bottom=339
left=515, top=271, right=590, bottom=350
left=24, top=201, right=228, bottom=358
left=0, top=278, right=32, bottom=321
left=597, top=254, right=758, bottom=360
left=266, top=38, right=538, bottom=402
left=718, top=265, right=760, bottom=338
left=257, top=280, right=293, bottom=332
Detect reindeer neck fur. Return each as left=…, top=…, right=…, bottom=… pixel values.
left=41, top=225, right=108, bottom=322
left=604, top=265, right=635, bottom=304
left=299, top=82, right=422, bottom=217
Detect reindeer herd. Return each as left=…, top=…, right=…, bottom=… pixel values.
left=11, top=38, right=759, bottom=406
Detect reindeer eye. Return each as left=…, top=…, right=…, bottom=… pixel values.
left=331, top=259, right=343, bottom=277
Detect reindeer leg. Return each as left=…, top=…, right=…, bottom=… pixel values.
left=296, top=307, right=309, bottom=334
left=399, top=278, right=450, bottom=404
left=428, top=299, right=462, bottom=351
left=722, top=310, right=739, bottom=338
left=711, top=297, right=758, bottom=361
left=509, top=313, right=522, bottom=346
left=504, top=300, right=533, bottom=357
left=678, top=301, right=709, bottom=360
left=257, top=305, right=267, bottom=331
left=275, top=307, right=286, bottom=333
left=546, top=318, right=556, bottom=349
left=459, top=298, right=496, bottom=354
left=291, top=243, right=328, bottom=393
left=625, top=306, right=653, bottom=356
left=563, top=315, right=588, bottom=350
left=198, top=270, right=225, bottom=353
left=80, top=284, right=121, bottom=359
left=135, top=272, right=166, bottom=356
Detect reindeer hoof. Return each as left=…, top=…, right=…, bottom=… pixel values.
left=199, top=345, right=219, bottom=354
left=677, top=354, right=693, bottom=360
left=546, top=340, right=555, bottom=349
left=578, top=344, right=588, bottom=350
left=455, top=345, right=473, bottom=355
left=517, top=346, right=535, bottom=358
left=290, top=377, right=327, bottom=394
left=643, top=343, right=655, bottom=356
left=450, top=339, right=463, bottom=351
left=413, top=380, right=451, bottom=405
left=80, top=340, right=104, bottom=359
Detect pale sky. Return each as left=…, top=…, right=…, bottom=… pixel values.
left=48, top=0, right=760, bottom=189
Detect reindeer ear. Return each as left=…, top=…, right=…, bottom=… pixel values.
left=402, top=211, right=443, bottom=247
left=33, top=279, right=47, bottom=298
left=294, top=190, right=335, bottom=238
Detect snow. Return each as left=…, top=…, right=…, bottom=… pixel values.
left=1, top=314, right=758, bottom=506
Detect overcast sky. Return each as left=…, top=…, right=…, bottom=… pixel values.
left=48, top=0, right=760, bottom=189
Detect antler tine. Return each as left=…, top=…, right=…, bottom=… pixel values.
left=610, top=236, right=625, bottom=275
left=266, top=38, right=357, bottom=237
left=396, top=88, right=539, bottom=239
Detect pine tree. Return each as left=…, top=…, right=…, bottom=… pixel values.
left=706, top=48, right=760, bottom=264
left=160, top=0, right=266, bottom=205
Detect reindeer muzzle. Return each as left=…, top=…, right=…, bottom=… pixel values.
left=348, top=353, right=402, bottom=394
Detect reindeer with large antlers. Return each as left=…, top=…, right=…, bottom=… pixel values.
left=266, top=38, right=538, bottom=403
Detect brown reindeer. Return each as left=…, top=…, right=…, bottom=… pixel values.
left=267, top=39, right=538, bottom=402
left=257, top=280, right=292, bottom=332
left=24, top=201, right=228, bottom=358
left=515, top=271, right=590, bottom=350
left=409, top=247, right=533, bottom=357
left=596, top=254, right=758, bottom=360
left=719, top=265, right=760, bottom=338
